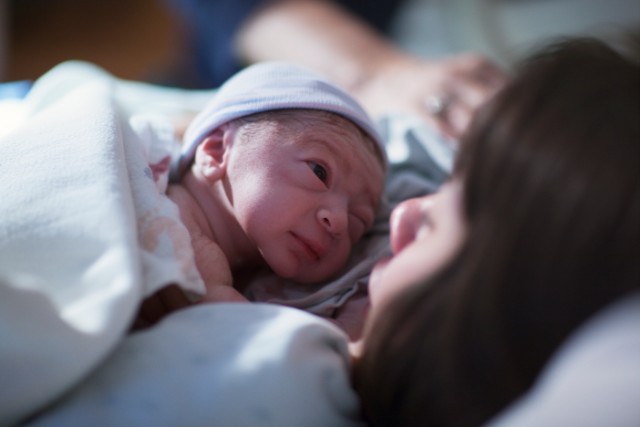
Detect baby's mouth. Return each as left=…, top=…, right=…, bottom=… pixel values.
left=291, top=232, right=324, bottom=261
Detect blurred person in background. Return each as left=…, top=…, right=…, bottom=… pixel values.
left=167, top=0, right=507, bottom=140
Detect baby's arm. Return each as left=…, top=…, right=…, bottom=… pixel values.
left=166, top=184, right=247, bottom=303
left=131, top=236, right=245, bottom=331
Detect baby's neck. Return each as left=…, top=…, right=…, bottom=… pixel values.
left=167, top=172, right=261, bottom=270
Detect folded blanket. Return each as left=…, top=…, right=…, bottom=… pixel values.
left=0, top=80, right=141, bottom=425
left=0, top=63, right=210, bottom=425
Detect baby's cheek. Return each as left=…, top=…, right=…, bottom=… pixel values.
left=348, top=221, right=366, bottom=244
left=323, top=242, right=351, bottom=277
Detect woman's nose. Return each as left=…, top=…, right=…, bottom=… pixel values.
left=389, top=196, right=432, bottom=254
left=318, top=205, right=348, bottom=238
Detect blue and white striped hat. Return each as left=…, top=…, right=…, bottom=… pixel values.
left=176, top=61, right=384, bottom=176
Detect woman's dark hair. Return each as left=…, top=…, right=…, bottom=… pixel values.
left=354, top=37, right=640, bottom=427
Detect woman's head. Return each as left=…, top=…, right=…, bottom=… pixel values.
left=356, top=38, right=639, bottom=427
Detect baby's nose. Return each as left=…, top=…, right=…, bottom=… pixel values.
left=318, top=205, right=348, bottom=238
left=389, top=196, right=432, bottom=254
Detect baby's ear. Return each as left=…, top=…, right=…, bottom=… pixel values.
left=193, top=124, right=234, bottom=182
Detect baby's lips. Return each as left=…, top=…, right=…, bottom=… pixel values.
left=292, top=231, right=326, bottom=261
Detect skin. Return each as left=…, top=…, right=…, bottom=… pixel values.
left=350, top=179, right=466, bottom=351
left=168, top=112, right=385, bottom=302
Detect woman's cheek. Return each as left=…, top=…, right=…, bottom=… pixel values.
left=369, top=245, right=428, bottom=308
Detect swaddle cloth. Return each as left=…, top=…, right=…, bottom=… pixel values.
left=176, top=61, right=385, bottom=176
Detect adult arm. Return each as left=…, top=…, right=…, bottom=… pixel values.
left=235, top=0, right=507, bottom=139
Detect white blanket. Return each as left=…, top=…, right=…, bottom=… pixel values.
left=25, top=303, right=366, bottom=427
left=0, top=79, right=141, bottom=425
left=0, top=63, right=224, bottom=424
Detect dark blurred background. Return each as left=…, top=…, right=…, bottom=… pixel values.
left=1, top=0, right=638, bottom=86
left=0, top=0, right=186, bottom=83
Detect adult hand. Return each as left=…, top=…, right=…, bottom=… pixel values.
left=236, top=0, right=508, bottom=141
left=352, top=51, right=508, bottom=140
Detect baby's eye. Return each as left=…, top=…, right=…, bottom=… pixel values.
left=308, top=161, right=328, bottom=183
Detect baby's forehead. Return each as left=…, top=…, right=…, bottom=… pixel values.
left=179, top=61, right=386, bottom=176
left=257, top=109, right=385, bottom=168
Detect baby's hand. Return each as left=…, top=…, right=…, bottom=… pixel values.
left=201, top=283, right=249, bottom=303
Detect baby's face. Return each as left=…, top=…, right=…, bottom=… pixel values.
left=226, top=111, right=385, bottom=283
